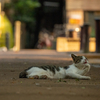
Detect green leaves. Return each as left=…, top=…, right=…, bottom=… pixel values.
left=26, top=0, right=41, bottom=8
left=75, top=78, right=80, bottom=81
left=4, top=0, right=41, bottom=23
left=16, top=0, right=41, bottom=10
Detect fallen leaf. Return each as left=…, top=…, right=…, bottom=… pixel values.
left=82, top=87, right=85, bottom=89
left=35, top=83, right=40, bottom=86
left=11, top=70, right=15, bottom=72
left=75, top=79, right=80, bottom=81
left=47, top=87, right=52, bottom=90
left=24, top=62, right=27, bottom=64
left=63, top=80, right=66, bottom=82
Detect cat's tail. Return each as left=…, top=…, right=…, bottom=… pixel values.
left=19, top=71, right=27, bottom=78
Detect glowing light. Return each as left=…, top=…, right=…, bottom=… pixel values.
left=75, top=28, right=80, bottom=32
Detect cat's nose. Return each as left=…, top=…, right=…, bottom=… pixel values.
left=84, top=59, right=87, bottom=64
left=85, top=59, right=87, bottom=62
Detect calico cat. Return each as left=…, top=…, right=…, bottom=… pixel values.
left=19, top=54, right=91, bottom=80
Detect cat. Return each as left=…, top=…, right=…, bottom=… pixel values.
left=19, top=54, right=91, bottom=80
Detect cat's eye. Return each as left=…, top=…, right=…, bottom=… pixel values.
left=80, top=57, right=83, bottom=59
left=86, top=57, right=88, bottom=60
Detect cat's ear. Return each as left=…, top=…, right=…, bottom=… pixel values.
left=71, top=54, right=77, bottom=61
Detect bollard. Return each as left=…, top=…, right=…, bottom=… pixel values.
left=83, top=24, right=90, bottom=53
left=15, top=21, right=21, bottom=51
left=5, top=33, right=9, bottom=50
left=95, top=18, right=100, bottom=53
left=69, top=29, right=74, bottom=38
left=80, top=26, right=84, bottom=51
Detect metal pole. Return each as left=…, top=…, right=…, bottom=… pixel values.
left=83, top=24, right=90, bottom=53
left=69, top=29, right=73, bottom=38
left=80, top=26, right=84, bottom=51
left=5, top=33, right=9, bottom=50
left=95, top=18, right=100, bottom=53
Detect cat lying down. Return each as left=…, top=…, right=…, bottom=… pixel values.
left=19, top=54, right=91, bottom=80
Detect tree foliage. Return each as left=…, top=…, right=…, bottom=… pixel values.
left=4, top=0, right=41, bottom=23
left=4, top=0, right=41, bottom=48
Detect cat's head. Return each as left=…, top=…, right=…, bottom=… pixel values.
left=71, top=54, right=88, bottom=64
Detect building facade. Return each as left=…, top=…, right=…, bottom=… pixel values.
left=66, top=0, right=100, bottom=37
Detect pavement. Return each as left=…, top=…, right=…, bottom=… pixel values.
left=0, top=49, right=100, bottom=64
left=0, top=49, right=100, bottom=100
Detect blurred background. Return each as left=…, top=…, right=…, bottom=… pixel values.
left=0, top=0, right=100, bottom=52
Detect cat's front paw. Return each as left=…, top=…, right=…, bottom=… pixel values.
left=84, top=64, right=91, bottom=70
left=83, top=67, right=90, bottom=73
left=86, top=76, right=91, bottom=80
left=83, top=64, right=90, bottom=68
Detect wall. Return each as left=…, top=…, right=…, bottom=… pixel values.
left=66, top=10, right=84, bottom=30
left=56, top=37, right=96, bottom=52
left=66, top=0, right=100, bottom=11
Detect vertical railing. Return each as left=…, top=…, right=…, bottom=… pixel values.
left=80, top=24, right=90, bottom=53
left=95, top=18, right=100, bottom=53
left=80, top=26, right=84, bottom=51
left=5, top=33, right=9, bottom=50
left=83, top=24, right=90, bottom=53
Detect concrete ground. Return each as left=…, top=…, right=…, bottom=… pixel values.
left=0, top=49, right=100, bottom=100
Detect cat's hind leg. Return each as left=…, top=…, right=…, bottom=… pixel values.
left=29, top=75, right=48, bottom=79
left=40, top=75, right=48, bottom=79
left=29, top=75, right=39, bottom=79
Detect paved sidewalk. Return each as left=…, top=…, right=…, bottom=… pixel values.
left=0, top=49, right=100, bottom=64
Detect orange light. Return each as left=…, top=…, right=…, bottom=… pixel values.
left=69, top=19, right=81, bottom=24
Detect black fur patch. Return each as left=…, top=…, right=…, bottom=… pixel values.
left=19, top=71, right=27, bottom=78
left=25, top=66, right=33, bottom=71
left=64, top=66, right=69, bottom=69
left=21, top=65, right=69, bottom=77
left=75, top=56, right=82, bottom=63
left=25, top=65, right=60, bottom=74
left=40, top=65, right=60, bottom=74
left=71, top=54, right=83, bottom=64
